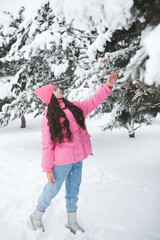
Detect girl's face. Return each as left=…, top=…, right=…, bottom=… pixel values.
left=53, top=87, right=63, bottom=99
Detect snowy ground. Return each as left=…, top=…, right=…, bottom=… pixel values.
left=0, top=114, right=160, bottom=240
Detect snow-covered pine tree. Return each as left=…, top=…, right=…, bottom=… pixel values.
left=105, top=45, right=160, bottom=138
left=67, top=0, right=160, bottom=137
left=101, top=0, right=160, bottom=137
left=103, top=77, right=160, bottom=138
left=0, top=7, right=25, bottom=127
left=0, top=3, right=57, bottom=126
left=0, top=2, right=91, bottom=127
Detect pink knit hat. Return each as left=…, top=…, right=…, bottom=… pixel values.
left=34, top=84, right=56, bottom=104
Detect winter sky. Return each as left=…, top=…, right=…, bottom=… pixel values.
left=0, top=0, right=45, bottom=23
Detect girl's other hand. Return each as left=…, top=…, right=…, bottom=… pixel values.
left=47, top=171, right=55, bottom=184
left=106, top=72, right=118, bottom=87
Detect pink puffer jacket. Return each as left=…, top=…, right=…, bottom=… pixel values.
left=41, top=83, right=112, bottom=172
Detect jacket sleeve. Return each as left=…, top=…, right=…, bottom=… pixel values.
left=71, top=83, right=112, bottom=117
left=41, top=115, right=55, bottom=172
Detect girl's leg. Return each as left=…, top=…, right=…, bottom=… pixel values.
left=65, top=161, right=83, bottom=212
left=38, top=164, right=72, bottom=212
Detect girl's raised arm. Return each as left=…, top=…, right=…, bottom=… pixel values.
left=71, top=72, right=118, bottom=117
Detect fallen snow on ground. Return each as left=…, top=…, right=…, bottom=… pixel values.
left=0, top=114, right=160, bottom=240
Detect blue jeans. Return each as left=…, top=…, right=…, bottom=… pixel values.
left=38, top=161, right=83, bottom=212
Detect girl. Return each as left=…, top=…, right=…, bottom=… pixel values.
left=30, top=72, right=118, bottom=234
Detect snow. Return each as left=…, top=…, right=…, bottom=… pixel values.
left=87, top=31, right=113, bottom=61
left=0, top=77, right=14, bottom=99
left=143, top=24, right=160, bottom=86
left=51, top=61, right=69, bottom=78
left=1, top=26, right=16, bottom=36
left=50, top=0, right=134, bottom=31
left=0, top=113, right=160, bottom=240
left=0, top=0, right=47, bottom=24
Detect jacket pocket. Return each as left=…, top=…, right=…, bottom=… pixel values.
left=55, top=141, right=75, bottom=165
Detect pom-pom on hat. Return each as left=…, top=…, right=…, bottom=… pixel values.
left=35, top=84, right=56, bottom=104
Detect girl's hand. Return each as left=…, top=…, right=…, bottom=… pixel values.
left=106, top=72, right=118, bottom=87
left=47, top=171, right=55, bottom=184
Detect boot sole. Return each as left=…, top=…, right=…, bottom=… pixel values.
left=65, top=225, right=76, bottom=235
left=30, top=215, right=45, bottom=232
left=65, top=224, right=85, bottom=234
left=30, top=215, right=37, bottom=230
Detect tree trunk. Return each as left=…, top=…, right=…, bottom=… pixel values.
left=129, top=132, right=135, bottom=138
left=128, top=119, right=135, bottom=138
left=21, top=115, right=26, bottom=128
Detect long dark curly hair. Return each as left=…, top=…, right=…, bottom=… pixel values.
left=46, top=94, right=86, bottom=145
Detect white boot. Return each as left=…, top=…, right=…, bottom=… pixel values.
left=30, top=206, right=45, bottom=231
left=65, top=212, right=85, bottom=234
